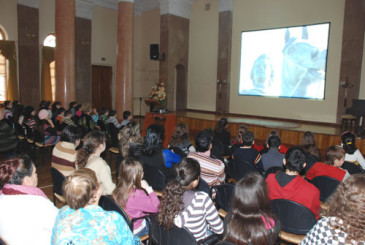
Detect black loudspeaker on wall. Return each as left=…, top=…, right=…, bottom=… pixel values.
left=150, top=44, right=159, bottom=60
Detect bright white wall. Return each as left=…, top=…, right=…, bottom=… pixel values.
left=134, top=9, right=160, bottom=117
left=187, top=0, right=219, bottom=111
left=0, top=0, right=17, bottom=40
left=91, top=6, right=118, bottom=107
left=229, top=0, right=345, bottom=123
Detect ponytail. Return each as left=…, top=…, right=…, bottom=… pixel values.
left=76, top=131, right=106, bottom=169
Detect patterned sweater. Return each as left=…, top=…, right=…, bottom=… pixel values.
left=187, top=152, right=225, bottom=186
left=174, top=191, right=224, bottom=241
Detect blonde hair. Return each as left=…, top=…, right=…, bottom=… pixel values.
left=63, top=168, right=99, bottom=210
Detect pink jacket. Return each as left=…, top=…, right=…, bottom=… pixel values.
left=125, top=187, right=160, bottom=230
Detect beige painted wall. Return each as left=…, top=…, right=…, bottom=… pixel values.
left=230, top=0, right=345, bottom=123
left=360, top=37, right=365, bottom=99
left=91, top=6, right=118, bottom=108
left=0, top=0, right=17, bottom=40
left=187, top=0, right=219, bottom=111
left=134, top=9, right=160, bottom=117
left=39, top=0, right=55, bottom=43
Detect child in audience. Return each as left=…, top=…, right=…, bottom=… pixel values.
left=233, top=131, right=263, bottom=172
left=68, top=101, right=77, bottom=116
left=306, top=145, right=350, bottom=182
left=256, top=130, right=288, bottom=154
left=91, top=107, right=99, bottom=123
left=36, top=109, right=60, bottom=145
left=121, top=110, right=133, bottom=127
left=224, top=173, right=279, bottom=245
left=62, top=110, right=77, bottom=127
left=341, top=131, right=365, bottom=170
left=158, top=157, right=223, bottom=241
left=300, top=174, right=365, bottom=245
left=23, top=105, right=36, bottom=130
left=76, top=131, right=115, bottom=195
left=98, top=108, right=109, bottom=125
left=107, top=110, right=122, bottom=129
left=112, top=157, right=159, bottom=236
left=266, top=146, right=320, bottom=219
left=261, top=136, right=285, bottom=171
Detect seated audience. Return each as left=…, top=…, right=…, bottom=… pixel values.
left=97, top=108, right=109, bottom=131
left=121, top=110, right=133, bottom=127
left=0, top=107, right=18, bottom=154
left=188, top=130, right=225, bottom=186
left=3, top=100, right=13, bottom=121
left=78, top=103, right=96, bottom=135
left=112, top=157, right=159, bottom=236
left=23, top=105, right=36, bottom=130
left=36, top=109, right=60, bottom=145
left=341, top=131, right=365, bottom=170
left=261, top=136, right=285, bottom=171
left=138, top=124, right=181, bottom=182
left=266, top=146, right=320, bottom=219
left=213, top=118, right=231, bottom=155
left=158, top=158, right=224, bottom=241
left=231, top=124, right=248, bottom=149
left=51, top=126, right=81, bottom=176
left=51, top=101, right=62, bottom=121
left=300, top=174, right=365, bottom=245
left=62, top=110, right=77, bottom=128
left=233, top=131, right=263, bottom=172
left=306, top=145, right=350, bottom=182
left=256, top=130, right=288, bottom=154
left=91, top=107, right=99, bottom=123
left=224, top=173, right=279, bottom=245
left=76, top=131, right=115, bottom=195
left=52, top=168, right=140, bottom=244
left=68, top=101, right=77, bottom=116
left=0, top=155, right=58, bottom=245
left=118, top=121, right=143, bottom=158
left=301, top=131, right=321, bottom=161
left=169, top=123, right=196, bottom=157
left=107, top=110, right=122, bottom=129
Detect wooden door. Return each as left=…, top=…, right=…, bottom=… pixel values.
left=92, top=65, right=112, bottom=110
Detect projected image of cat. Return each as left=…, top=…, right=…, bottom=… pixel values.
left=241, top=54, right=274, bottom=96
left=281, top=27, right=327, bottom=99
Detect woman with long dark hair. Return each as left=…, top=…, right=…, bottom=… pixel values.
left=138, top=124, right=180, bottom=181
left=213, top=118, right=231, bottom=155
left=223, top=173, right=279, bottom=245
left=158, top=157, right=223, bottom=241
left=301, top=174, right=365, bottom=244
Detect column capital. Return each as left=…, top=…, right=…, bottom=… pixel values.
left=76, top=0, right=94, bottom=19
left=218, top=0, right=234, bottom=12
left=118, top=0, right=134, bottom=3
left=159, top=0, right=194, bottom=19
left=17, top=0, right=39, bottom=8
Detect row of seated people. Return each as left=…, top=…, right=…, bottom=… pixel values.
left=1, top=142, right=364, bottom=244
left=1, top=100, right=133, bottom=148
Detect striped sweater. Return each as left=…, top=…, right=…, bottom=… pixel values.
left=51, top=141, right=77, bottom=176
left=187, top=152, right=226, bottom=186
left=174, top=191, right=224, bottom=241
